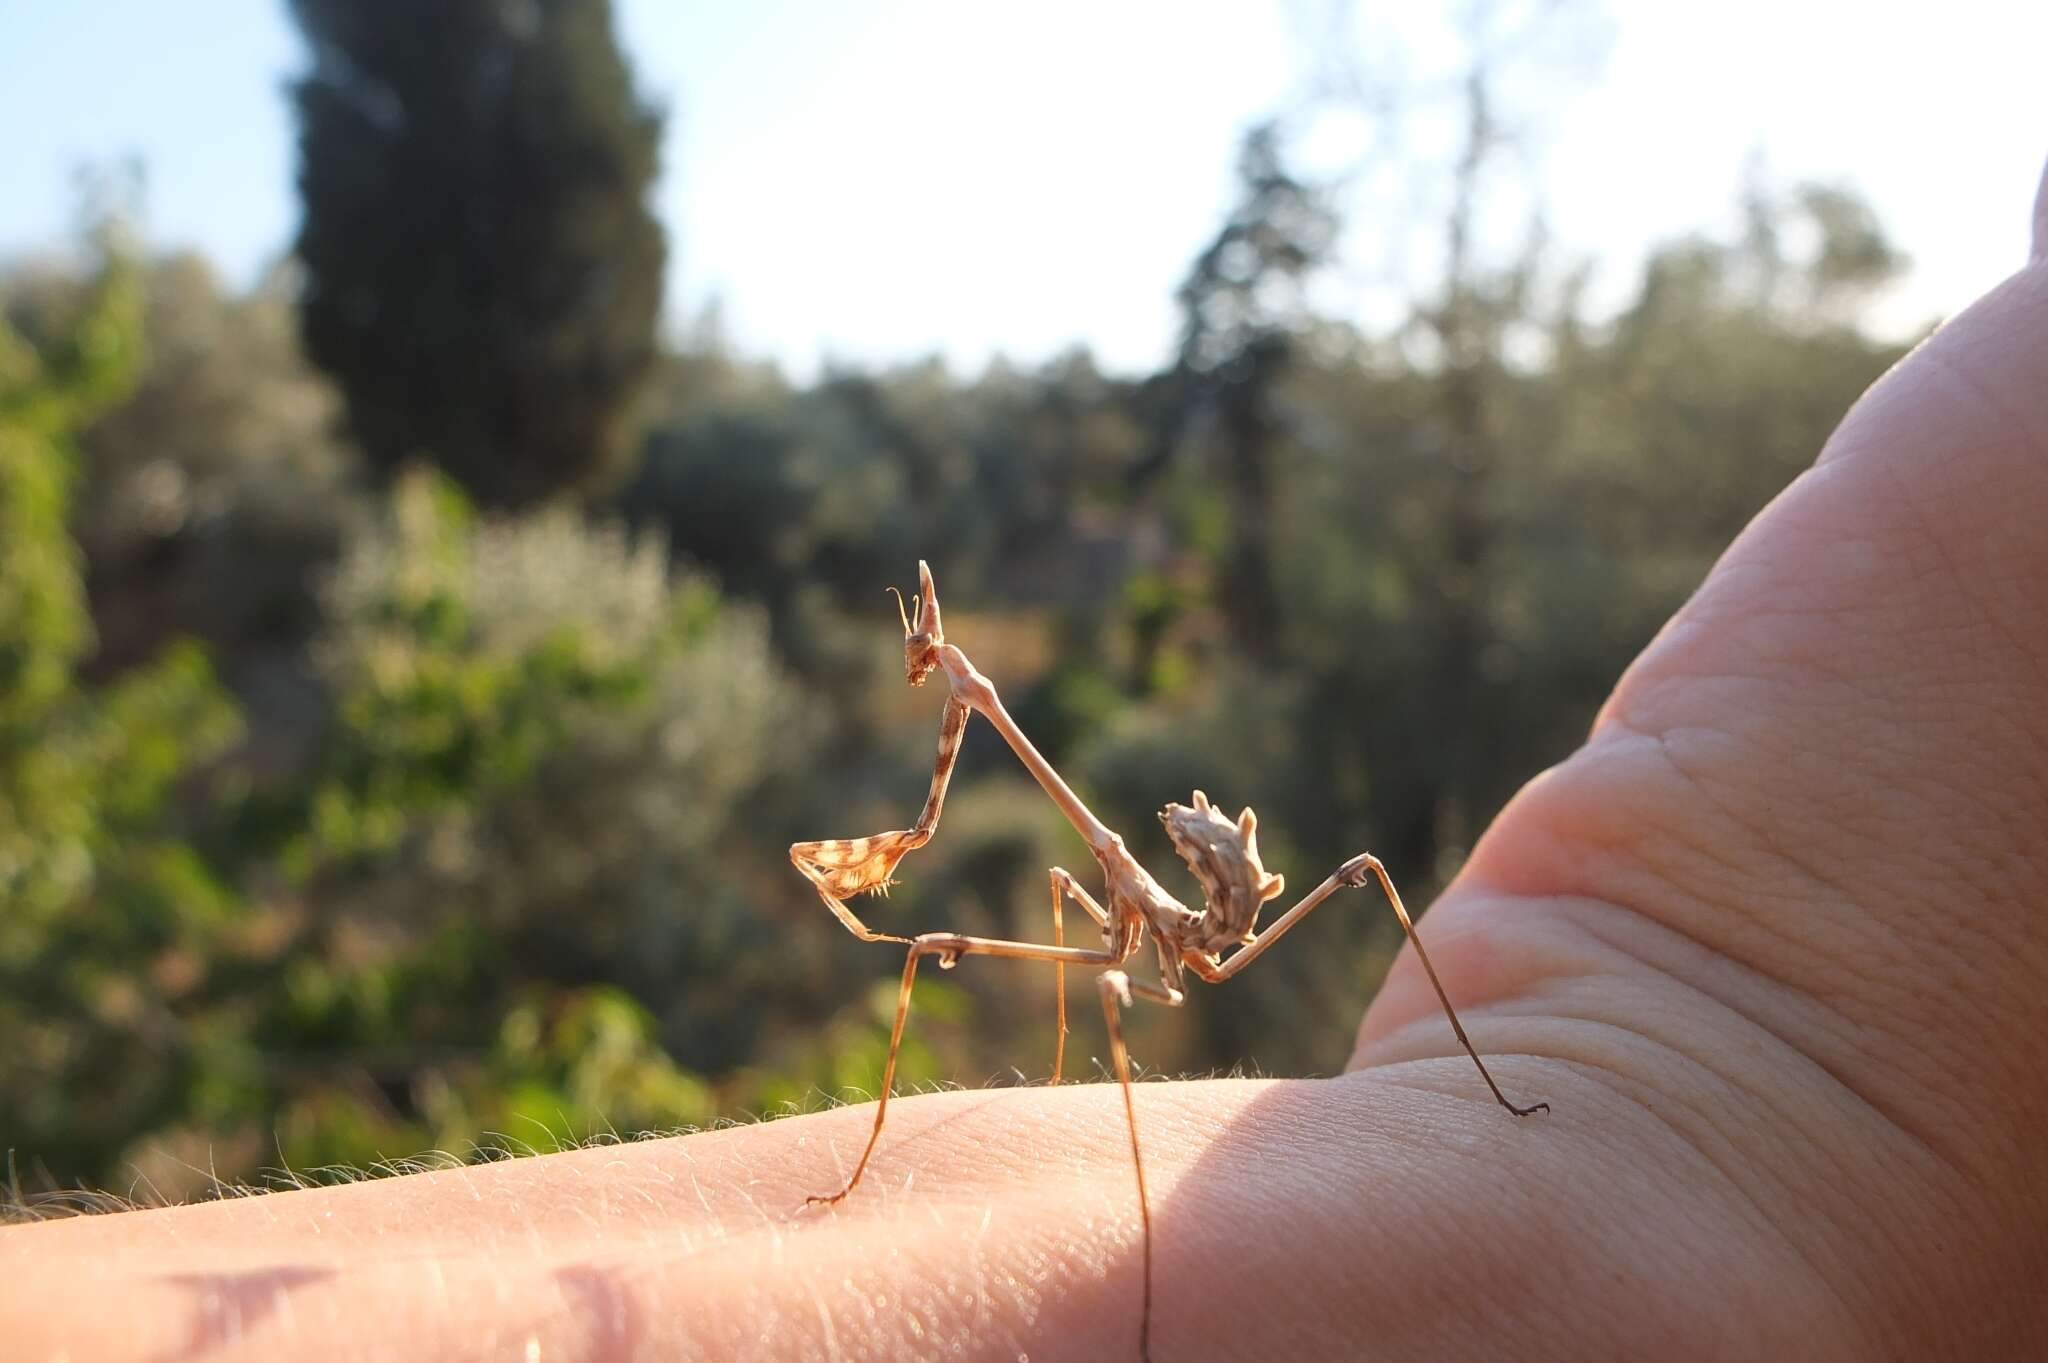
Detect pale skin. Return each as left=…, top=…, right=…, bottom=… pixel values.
left=6, top=164, right=2048, bottom=1360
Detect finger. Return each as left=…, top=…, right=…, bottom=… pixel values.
left=1364, top=165, right=2048, bottom=1078
left=1570, top=243, right=2048, bottom=1080
left=2034, top=152, right=2047, bottom=263
left=1354, top=163, right=2048, bottom=1351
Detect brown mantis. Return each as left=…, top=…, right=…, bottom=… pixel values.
left=789, top=561, right=1547, bottom=1361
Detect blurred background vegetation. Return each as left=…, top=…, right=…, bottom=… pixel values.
left=2, top=0, right=1920, bottom=1206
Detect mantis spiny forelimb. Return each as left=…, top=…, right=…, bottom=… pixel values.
left=788, top=561, right=1548, bottom=1361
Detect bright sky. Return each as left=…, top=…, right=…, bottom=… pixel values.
left=2, top=2, right=2042, bottom=377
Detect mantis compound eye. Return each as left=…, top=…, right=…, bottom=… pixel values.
left=894, top=562, right=948, bottom=685
left=903, top=633, right=941, bottom=686
left=889, top=584, right=943, bottom=685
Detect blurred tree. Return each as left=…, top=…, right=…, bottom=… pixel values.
left=0, top=88, right=1919, bottom=1199
left=289, top=0, right=666, bottom=508
left=71, top=256, right=362, bottom=675
left=1408, top=56, right=1530, bottom=867
left=201, top=471, right=828, bottom=1183
left=1266, top=0, right=1603, bottom=875
left=0, top=220, right=244, bottom=1185
left=1138, top=123, right=1336, bottom=660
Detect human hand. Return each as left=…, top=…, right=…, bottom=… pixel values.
left=7, top=162, right=2046, bottom=1362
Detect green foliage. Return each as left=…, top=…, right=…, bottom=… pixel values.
left=0, top=233, right=143, bottom=718
left=0, top=281, right=805, bottom=1190
left=290, top=0, right=666, bottom=507
left=281, top=468, right=677, bottom=869
left=743, top=976, right=971, bottom=1115
left=68, top=253, right=363, bottom=674
left=0, top=231, right=246, bottom=1182
left=280, top=472, right=817, bottom=1086
left=1, top=157, right=1913, bottom=1205
left=200, top=471, right=811, bottom=1183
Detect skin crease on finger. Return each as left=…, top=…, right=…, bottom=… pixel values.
left=8, top=184, right=2048, bottom=1363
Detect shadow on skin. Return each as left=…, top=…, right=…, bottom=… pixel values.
left=152, top=1265, right=335, bottom=1363
left=554, top=1261, right=648, bottom=1362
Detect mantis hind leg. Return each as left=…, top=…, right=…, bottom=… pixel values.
left=1197, top=852, right=1549, bottom=1118
left=1098, top=969, right=1184, bottom=1363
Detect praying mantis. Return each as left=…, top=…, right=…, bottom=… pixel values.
left=789, top=561, right=1548, bottom=1361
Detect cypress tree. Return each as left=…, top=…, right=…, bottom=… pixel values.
left=290, top=0, right=666, bottom=507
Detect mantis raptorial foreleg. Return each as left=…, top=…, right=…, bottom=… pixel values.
left=788, top=697, right=970, bottom=945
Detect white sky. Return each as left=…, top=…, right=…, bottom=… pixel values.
left=1, top=1, right=2042, bottom=378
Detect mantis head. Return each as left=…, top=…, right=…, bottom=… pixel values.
left=889, top=559, right=946, bottom=687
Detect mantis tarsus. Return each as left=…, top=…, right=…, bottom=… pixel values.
left=789, top=561, right=1548, bottom=1361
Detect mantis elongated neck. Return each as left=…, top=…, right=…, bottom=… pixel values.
left=937, top=644, right=1116, bottom=856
